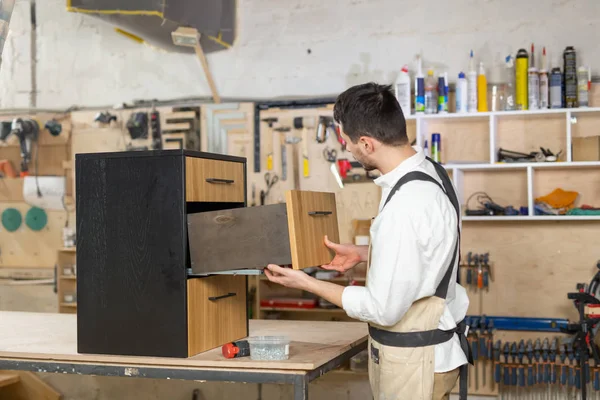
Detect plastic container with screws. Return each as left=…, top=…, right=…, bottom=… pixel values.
left=247, top=336, right=290, bottom=361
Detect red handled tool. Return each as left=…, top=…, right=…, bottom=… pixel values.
left=222, top=340, right=250, bottom=359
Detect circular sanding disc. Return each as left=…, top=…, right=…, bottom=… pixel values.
left=25, top=207, right=47, bottom=231
left=2, top=208, right=22, bottom=232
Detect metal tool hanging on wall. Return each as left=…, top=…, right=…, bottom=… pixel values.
left=274, top=126, right=291, bottom=181
left=293, top=117, right=315, bottom=178
left=0, top=118, right=40, bottom=176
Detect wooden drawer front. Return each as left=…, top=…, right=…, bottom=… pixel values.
left=185, top=157, right=244, bottom=203
left=187, top=275, right=247, bottom=357
left=187, top=204, right=292, bottom=274
left=286, top=190, right=340, bottom=270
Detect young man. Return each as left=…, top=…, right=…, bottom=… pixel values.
left=264, top=82, right=472, bottom=400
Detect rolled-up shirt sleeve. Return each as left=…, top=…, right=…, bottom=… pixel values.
left=341, top=193, right=447, bottom=327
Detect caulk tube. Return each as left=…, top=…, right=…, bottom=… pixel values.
left=467, top=50, right=478, bottom=113
left=456, top=72, right=467, bottom=113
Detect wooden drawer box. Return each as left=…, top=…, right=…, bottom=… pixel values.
left=75, top=149, right=248, bottom=358
left=187, top=190, right=340, bottom=273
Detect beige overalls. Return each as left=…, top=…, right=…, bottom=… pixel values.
left=365, top=158, right=473, bottom=400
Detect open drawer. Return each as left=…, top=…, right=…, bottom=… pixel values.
left=187, top=190, right=339, bottom=274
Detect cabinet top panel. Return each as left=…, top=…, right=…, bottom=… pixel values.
left=75, top=149, right=246, bottom=164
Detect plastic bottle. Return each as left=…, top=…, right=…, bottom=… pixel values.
left=414, top=55, right=425, bottom=114
left=456, top=72, right=467, bottom=113
left=577, top=66, right=590, bottom=107
left=477, top=62, right=488, bottom=112
left=467, top=50, right=478, bottom=113
left=425, top=68, right=437, bottom=114
left=504, top=55, right=515, bottom=110
left=394, top=65, right=412, bottom=117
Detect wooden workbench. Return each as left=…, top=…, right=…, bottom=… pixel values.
left=0, top=312, right=368, bottom=399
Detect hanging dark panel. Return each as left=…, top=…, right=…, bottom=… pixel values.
left=69, top=0, right=163, bottom=12
left=67, top=0, right=236, bottom=54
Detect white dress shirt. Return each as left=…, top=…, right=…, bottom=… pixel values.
left=341, top=146, right=470, bottom=373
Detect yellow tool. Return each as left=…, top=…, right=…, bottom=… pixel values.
left=293, top=117, right=315, bottom=178
left=261, top=118, right=278, bottom=171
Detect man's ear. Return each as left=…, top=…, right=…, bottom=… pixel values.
left=359, top=136, right=377, bottom=153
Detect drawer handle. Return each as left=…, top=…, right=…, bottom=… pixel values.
left=308, top=211, right=332, bottom=216
left=208, top=292, right=237, bottom=301
left=205, top=178, right=234, bottom=184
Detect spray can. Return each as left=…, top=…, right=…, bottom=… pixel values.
left=431, top=133, right=441, bottom=163
left=550, top=67, right=563, bottom=109
left=456, top=72, right=468, bottom=113
left=504, top=55, right=516, bottom=110
left=577, top=66, right=589, bottom=107
left=528, top=67, right=540, bottom=110
left=394, top=65, right=412, bottom=117
left=563, top=46, right=577, bottom=108
left=415, top=56, right=425, bottom=114
left=515, top=48, right=529, bottom=110
left=437, top=75, right=448, bottom=113
left=467, top=50, right=478, bottom=113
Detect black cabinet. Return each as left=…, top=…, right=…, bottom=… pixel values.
left=75, top=150, right=248, bottom=358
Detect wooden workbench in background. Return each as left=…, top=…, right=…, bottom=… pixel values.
left=0, top=311, right=368, bottom=400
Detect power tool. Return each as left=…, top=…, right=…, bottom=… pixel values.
left=0, top=118, right=40, bottom=176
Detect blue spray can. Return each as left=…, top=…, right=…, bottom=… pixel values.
left=431, top=133, right=441, bottom=163
left=437, top=76, right=448, bottom=113
left=550, top=67, right=562, bottom=109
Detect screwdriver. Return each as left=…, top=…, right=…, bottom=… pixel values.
left=534, top=339, right=542, bottom=400
left=594, top=368, right=600, bottom=398
left=550, top=338, right=557, bottom=400
left=526, top=340, right=534, bottom=400
left=479, top=316, right=488, bottom=387
left=510, top=342, right=518, bottom=399
left=567, top=342, right=575, bottom=400
left=494, top=340, right=502, bottom=395
left=503, top=343, right=511, bottom=400
left=477, top=255, right=483, bottom=290
left=542, top=338, right=550, bottom=400
left=560, top=345, right=568, bottom=400
left=487, top=319, right=495, bottom=390
left=517, top=340, right=525, bottom=399
left=471, top=320, right=479, bottom=391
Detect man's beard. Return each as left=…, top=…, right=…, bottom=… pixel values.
left=354, top=157, right=376, bottom=172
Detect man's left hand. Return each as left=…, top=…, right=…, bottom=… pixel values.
left=264, top=264, right=312, bottom=290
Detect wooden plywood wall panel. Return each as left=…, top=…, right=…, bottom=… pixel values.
left=0, top=202, right=69, bottom=268
left=462, top=170, right=529, bottom=211
left=0, top=113, right=72, bottom=270
left=462, top=221, right=600, bottom=320
left=534, top=168, right=600, bottom=207
left=421, top=117, right=490, bottom=163
left=250, top=106, right=382, bottom=245
left=496, top=114, right=566, bottom=160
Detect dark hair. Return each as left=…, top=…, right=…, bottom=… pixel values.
left=333, top=82, right=408, bottom=146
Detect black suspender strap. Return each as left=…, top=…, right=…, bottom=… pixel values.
left=372, top=158, right=473, bottom=400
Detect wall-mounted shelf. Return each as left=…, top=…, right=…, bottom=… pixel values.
left=406, top=106, right=600, bottom=121
left=463, top=215, right=600, bottom=222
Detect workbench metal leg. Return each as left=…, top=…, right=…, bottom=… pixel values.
left=293, top=375, right=309, bottom=400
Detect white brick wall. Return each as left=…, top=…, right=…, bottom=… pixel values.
left=2, top=0, right=600, bottom=108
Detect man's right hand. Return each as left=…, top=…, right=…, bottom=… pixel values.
left=320, top=235, right=368, bottom=273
